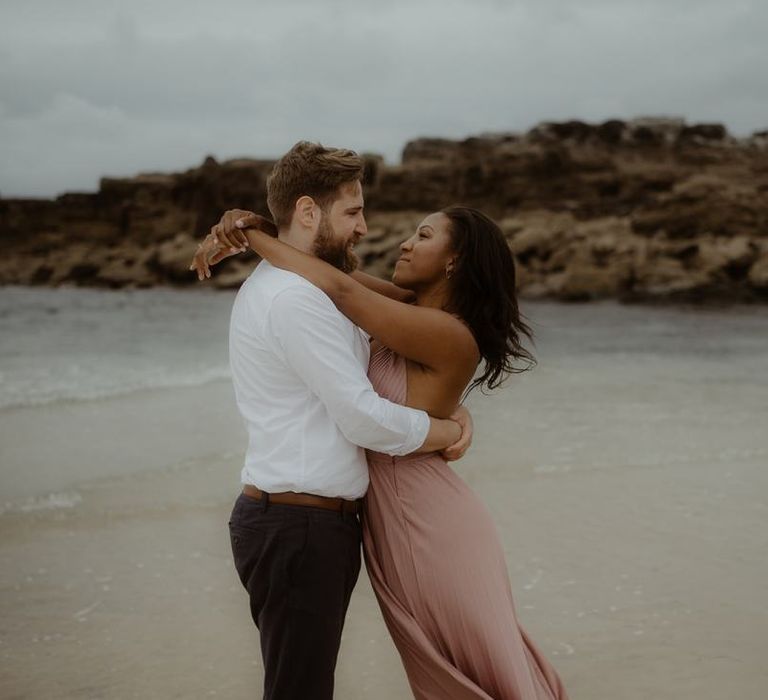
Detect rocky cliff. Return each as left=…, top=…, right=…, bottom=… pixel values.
left=2, top=118, right=767, bottom=302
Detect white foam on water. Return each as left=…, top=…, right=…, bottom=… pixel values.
left=0, top=364, right=232, bottom=410
left=2, top=490, right=83, bottom=514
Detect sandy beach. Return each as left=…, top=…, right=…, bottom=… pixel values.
left=1, top=293, right=767, bottom=699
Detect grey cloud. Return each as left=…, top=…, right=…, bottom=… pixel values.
left=1, top=0, right=766, bottom=196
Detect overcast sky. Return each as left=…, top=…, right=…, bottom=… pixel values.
left=1, top=0, right=766, bottom=197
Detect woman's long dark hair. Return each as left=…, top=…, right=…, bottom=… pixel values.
left=441, top=206, right=536, bottom=397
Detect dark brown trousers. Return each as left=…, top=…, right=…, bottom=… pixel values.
left=229, top=492, right=362, bottom=700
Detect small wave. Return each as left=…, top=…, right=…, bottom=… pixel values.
left=1, top=491, right=83, bottom=515
left=0, top=366, right=231, bottom=411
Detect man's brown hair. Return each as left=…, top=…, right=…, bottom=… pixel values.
left=266, top=141, right=364, bottom=229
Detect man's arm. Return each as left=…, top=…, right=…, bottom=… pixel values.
left=420, top=417, right=461, bottom=454
left=266, top=283, right=460, bottom=455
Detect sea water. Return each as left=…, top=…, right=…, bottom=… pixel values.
left=1, top=285, right=766, bottom=495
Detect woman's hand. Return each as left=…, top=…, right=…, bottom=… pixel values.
left=213, top=209, right=278, bottom=251
left=189, top=210, right=277, bottom=280
left=441, top=405, right=474, bottom=461
left=189, top=231, right=238, bottom=280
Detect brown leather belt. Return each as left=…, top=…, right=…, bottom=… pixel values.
left=242, top=484, right=361, bottom=515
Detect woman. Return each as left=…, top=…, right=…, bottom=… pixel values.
left=194, top=207, right=568, bottom=700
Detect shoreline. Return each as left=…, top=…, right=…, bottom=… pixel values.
left=3, top=278, right=768, bottom=306
left=0, top=381, right=243, bottom=507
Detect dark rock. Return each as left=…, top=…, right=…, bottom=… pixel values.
left=596, top=120, right=627, bottom=144
left=2, top=118, right=767, bottom=304
left=679, top=123, right=727, bottom=142
left=68, top=263, right=100, bottom=282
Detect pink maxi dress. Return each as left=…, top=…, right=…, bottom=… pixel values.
left=363, top=344, right=569, bottom=700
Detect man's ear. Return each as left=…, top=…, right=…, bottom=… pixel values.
left=295, top=196, right=317, bottom=229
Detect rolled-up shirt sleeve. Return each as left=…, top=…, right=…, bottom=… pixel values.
left=265, top=283, right=429, bottom=455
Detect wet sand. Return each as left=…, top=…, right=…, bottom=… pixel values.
left=2, top=302, right=767, bottom=699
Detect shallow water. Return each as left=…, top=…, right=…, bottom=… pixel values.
left=1, top=286, right=767, bottom=497
left=2, top=285, right=766, bottom=407
left=0, top=286, right=233, bottom=410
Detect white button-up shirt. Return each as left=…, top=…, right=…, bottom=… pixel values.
left=229, top=261, right=429, bottom=499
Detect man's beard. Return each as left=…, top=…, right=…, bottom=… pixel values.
left=312, top=215, right=359, bottom=273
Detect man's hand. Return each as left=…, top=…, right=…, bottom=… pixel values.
left=189, top=209, right=277, bottom=280
left=441, top=405, right=474, bottom=461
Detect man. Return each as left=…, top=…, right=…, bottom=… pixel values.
left=190, top=141, right=470, bottom=700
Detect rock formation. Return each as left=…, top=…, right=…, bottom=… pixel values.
left=1, top=118, right=767, bottom=302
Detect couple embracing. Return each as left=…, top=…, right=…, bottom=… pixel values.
left=190, top=141, right=569, bottom=700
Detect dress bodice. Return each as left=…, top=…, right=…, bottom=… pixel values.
left=367, top=344, right=429, bottom=465
left=367, top=343, right=407, bottom=406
